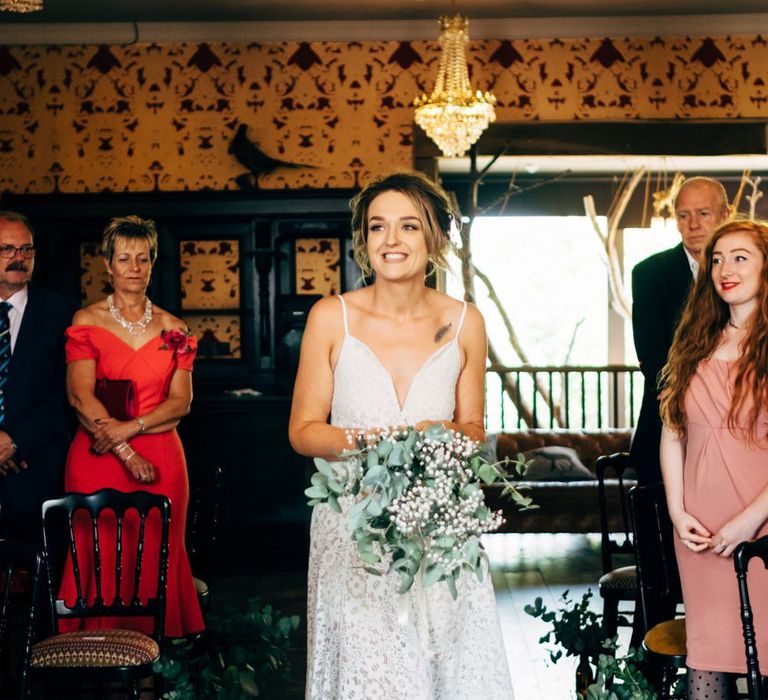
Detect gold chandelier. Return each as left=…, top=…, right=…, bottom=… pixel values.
left=414, top=14, right=496, bottom=158
left=0, top=0, right=43, bottom=12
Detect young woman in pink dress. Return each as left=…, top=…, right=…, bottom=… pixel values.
left=660, top=218, right=768, bottom=698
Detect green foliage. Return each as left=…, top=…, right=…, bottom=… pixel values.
left=524, top=589, right=612, bottom=664
left=586, top=646, right=659, bottom=699
left=153, top=598, right=301, bottom=699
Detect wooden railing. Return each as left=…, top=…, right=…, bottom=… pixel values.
left=485, top=364, right=643, bottom=431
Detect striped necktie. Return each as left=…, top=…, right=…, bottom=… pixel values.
left=0, top=302, right=11, bottom=426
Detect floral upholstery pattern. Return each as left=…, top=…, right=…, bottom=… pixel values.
left=30, top=629, right=159, bottom=668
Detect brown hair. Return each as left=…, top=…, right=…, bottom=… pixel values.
left=101, top=215, right=158, bottom=263
left=349, top=171, right=459, bottom=278
left=660, top=218, right=768, bottom=442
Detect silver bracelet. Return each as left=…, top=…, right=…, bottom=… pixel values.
left=136, top=417, right=146, bottom=433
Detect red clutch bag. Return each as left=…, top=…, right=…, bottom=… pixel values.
left=94, top=378, right=136, bottom=421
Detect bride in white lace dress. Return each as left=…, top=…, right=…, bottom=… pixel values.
left=289, top=172, right=513, bottom=700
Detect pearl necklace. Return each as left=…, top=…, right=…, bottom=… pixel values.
left=108, top=294, right=153, bottom=336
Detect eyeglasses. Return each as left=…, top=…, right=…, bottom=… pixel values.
left=0, top=245, right=35, bottom=259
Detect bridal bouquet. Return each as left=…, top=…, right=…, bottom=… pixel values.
left=305, top=424, right=535, bottom=598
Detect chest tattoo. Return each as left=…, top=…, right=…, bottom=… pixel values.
left=434, top=322, right=452, bottom=343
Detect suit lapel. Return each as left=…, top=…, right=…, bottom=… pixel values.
left=671, top=244, right=693, bottom=298
left=7, top=286, right=41, bottom=389
left=667, top=244, right=694, bottom=333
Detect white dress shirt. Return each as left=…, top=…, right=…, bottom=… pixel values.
left=3, top=285, right=28, bottom=354
left=683, top=247, right=700, bottom=279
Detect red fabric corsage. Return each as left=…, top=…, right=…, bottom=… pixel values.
left=160, top=329, right=194, bottom=354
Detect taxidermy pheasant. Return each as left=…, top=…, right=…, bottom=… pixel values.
left=229, top=123, right=310, bottom=189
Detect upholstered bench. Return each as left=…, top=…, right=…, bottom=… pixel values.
left=482, top=429, right=634, bottom=534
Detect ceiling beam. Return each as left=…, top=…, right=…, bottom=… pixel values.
left=2, top=14, right=768, bottom=45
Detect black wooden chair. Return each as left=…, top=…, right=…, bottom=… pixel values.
left=734, top=536, right=768, bottom=700
left=0, top=538, right=44, bottom=700
left=29, top=489, right=171, bottom=699
left=186, top=464, right=223, bottom=611
left=596, top=452, right=640, bottom=649
left=629, top=483, right=686, bottom=699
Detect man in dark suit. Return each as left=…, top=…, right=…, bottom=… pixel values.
left=630, top=177, right=729, bottom=484
left=0, top=211, right=78, bottom=543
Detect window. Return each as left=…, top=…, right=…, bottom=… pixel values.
left=446, top=215, right=609, bottom=366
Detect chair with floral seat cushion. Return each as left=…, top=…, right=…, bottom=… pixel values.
left=596, top=453, right=640, bottom=649
left=30, top=489, right=170, bottom=699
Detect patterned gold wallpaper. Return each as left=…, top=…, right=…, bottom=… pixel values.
left=185, top=313, right=241, bottom=359
left=295, top=237, right=340, bottom=296
left=80, top=242, right=110, bottom=304
left=0, top=35, right=767, bottom=193
left=180, top=239, right=240, bottom=309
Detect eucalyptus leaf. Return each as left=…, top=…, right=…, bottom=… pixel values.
left=423, top=563, right=445, bottom=587
left=462, top=537, right=480, bottom=563
left=357, top=549, right=382, bottom=565
left=310, top=472, right=328, bottom=488
left=326, top=478, right=345, bottom=495
left=425, top=423, right=451, bottom=442
left=304, top=485, right=328, bottom=500
left=314, top=458, right=335, bottom=477
left=362, top=463, right=386, bottom=488
left=347, top=506, right=366, bottom=530
left=366, top=498, right=384, bottom=517
left=376, top=440, right=393, bottom=458
left=387, top=443, right=405, bottom=466
left=239, top=668, right=259, bottom=696
left=478, top=462, right=500, bottom=485
left=398, top=573, right=414, bottom=594
left=446, top=573, right=458, bottom=600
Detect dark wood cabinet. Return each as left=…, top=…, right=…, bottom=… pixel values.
left=5, top=189, right=355, bottom=570
left=178, top=394, right=311, bottom=572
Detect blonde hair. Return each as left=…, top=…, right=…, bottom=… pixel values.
left=349, top=171, right=459, bottom=278
left=101, top=215, right=158, bottom=263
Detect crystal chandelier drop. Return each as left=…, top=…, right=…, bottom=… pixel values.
left=0, top=0, right=43, bottom=12
left=414, top=14, right=496, bottom=158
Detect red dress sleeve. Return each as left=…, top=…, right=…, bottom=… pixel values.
left=65, top=326, right=98, bottom=363
left=175, top=335, right=197, bottom=372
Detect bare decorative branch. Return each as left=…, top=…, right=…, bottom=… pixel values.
left=747, top=175, right=764, bottom=219
left=583, top=168, right=646, bottom=321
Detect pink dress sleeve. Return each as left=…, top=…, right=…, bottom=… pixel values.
left=175, top=335, right=197, bottom=372
left=65, top=326, right=98, bottom=363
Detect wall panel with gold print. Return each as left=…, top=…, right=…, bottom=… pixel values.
left=0, top=36, right=767, bottom=194
left=179, top=238, right=242, bottom=359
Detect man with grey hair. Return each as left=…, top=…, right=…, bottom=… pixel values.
left=630, top=176, right=729, bottom=484
left=0, top=211, right=77, bottom=543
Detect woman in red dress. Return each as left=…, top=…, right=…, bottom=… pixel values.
left=61, top=215, right=203, bottom=637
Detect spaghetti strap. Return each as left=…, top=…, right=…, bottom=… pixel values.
left=338, top=295, right=349, bottom=336
left=455, top=301, right=468, bottom=337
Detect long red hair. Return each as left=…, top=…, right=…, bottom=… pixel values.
left=659, top=219, right=768, bottom=442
